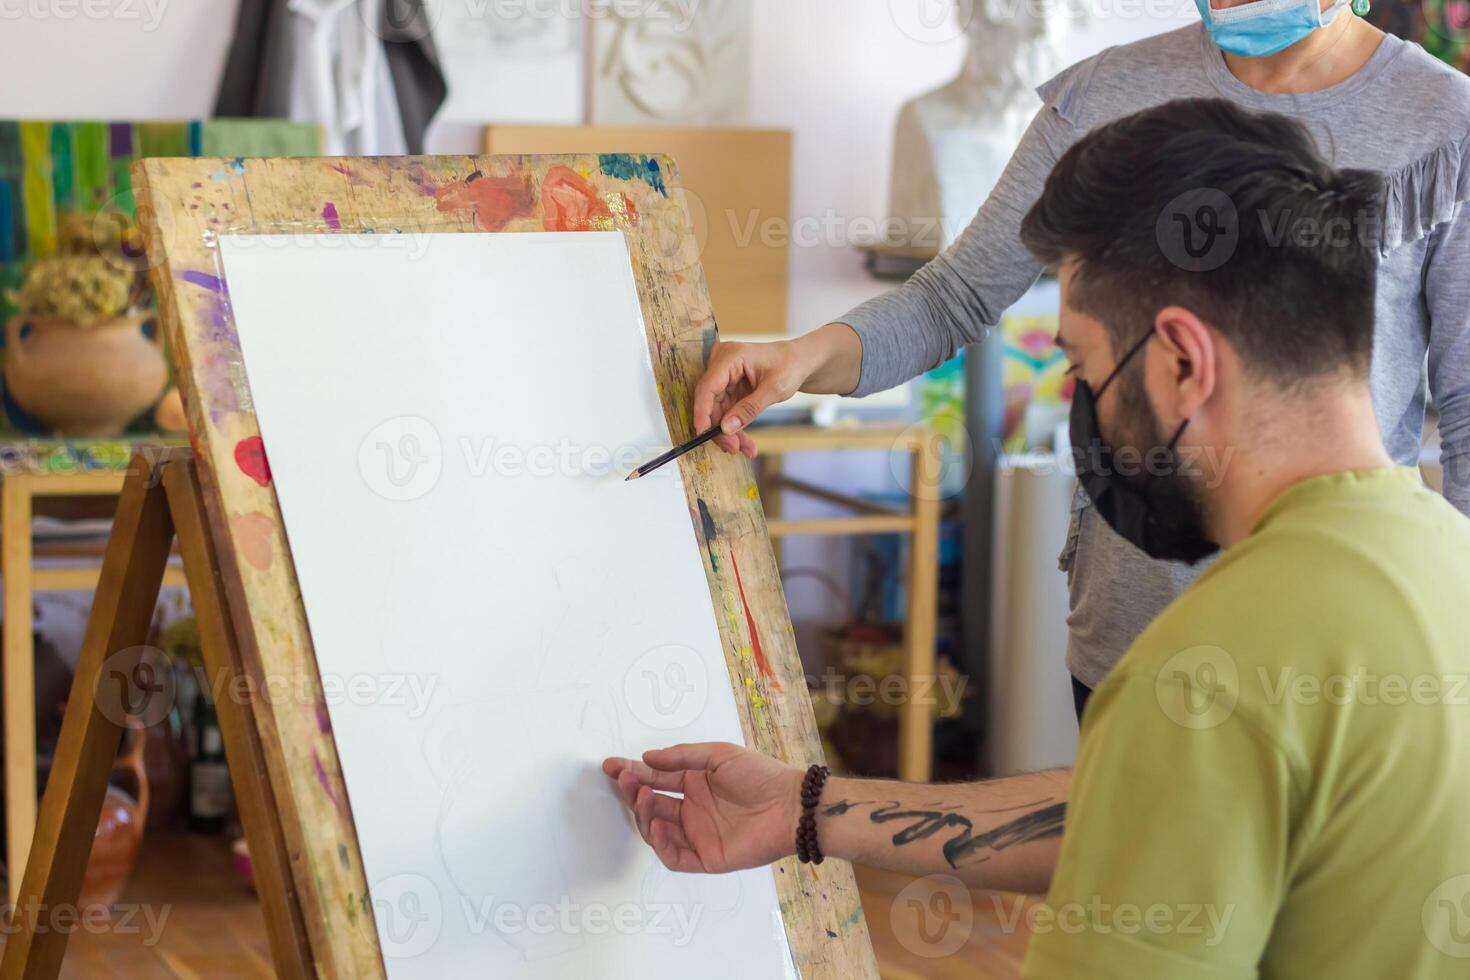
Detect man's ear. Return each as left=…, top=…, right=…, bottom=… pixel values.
left=1150, top=306, right=1216, bottom=421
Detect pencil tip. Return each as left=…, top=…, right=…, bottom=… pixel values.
left=624, top=470, right=639, bottom=482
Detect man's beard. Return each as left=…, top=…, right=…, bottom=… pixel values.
left=1112, top=368, right=1207, bottom=538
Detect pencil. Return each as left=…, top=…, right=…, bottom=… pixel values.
left=625, top=425, right=724, bottom=481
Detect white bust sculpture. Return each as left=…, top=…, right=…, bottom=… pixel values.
left=888, top=0, right=1072, bottom=250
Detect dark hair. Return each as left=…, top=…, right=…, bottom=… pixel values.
left=1019, top=97, right=1381, bottom=386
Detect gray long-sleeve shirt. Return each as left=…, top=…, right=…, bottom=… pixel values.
left=843, top=24, right=1470, bottom=688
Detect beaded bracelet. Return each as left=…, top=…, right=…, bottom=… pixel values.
left=795, top=764, right=831, bottom=864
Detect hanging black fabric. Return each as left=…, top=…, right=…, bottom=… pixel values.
left=379, top=0, right=448, bottom=154
left=212, top=0, right=447, bottom=154
left=213, top=0, right=294, bottom=118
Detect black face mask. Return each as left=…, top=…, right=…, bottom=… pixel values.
left=1068, top=332, right=1219, bottom=565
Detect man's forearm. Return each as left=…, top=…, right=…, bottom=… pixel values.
left=815, top=769, right=1070, bottom=894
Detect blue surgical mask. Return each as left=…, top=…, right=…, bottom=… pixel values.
left=1195, top=0, right=1351, bottom=58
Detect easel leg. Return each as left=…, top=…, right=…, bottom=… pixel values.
left=899, top=433, right=942, bottom=783
left=3, top=476, right=37, bottom=906
left=162, top=460, right=315, bottom=979
left=0, top=458, right=174, bottom=979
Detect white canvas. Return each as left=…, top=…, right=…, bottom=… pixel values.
left=217, top=232, right=794, bottom=979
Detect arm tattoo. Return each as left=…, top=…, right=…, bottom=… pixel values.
left=821, top=798, right=1066, bottom=870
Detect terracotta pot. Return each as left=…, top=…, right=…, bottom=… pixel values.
left=4, top=312, right=167, bottom=438
left=78, top=722, right=150, bottom=911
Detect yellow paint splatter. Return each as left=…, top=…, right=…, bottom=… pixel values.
left=746, top=484, right=759, bottom=500
left=745, top=675, right=768, bottom=718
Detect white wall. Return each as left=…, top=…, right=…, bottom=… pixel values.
left=0, top=0, right=239, bottom=118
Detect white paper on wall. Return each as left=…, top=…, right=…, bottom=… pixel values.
left=217, top=231, right=795, bottom=979
left=589, top=0, right=751, bottom=125
left=423, top=0, right=585, bottom=124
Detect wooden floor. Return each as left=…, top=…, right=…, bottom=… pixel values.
left=56, top=832, right=274, bottom=979
left=29, top=835, right=1036, bottom=978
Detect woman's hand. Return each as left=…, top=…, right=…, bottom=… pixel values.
left=603, top=743, right=803, bottom=874
left=693, top=323, right=864, bottom=457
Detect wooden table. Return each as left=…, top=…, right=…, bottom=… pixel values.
left=752, top=423, right=944, bottom=783
left=1, top=469, right=186, bottom=904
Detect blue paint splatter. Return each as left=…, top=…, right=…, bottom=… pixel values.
left=598, top=154, right=637, bottom=182
left=697, top=499, right=720, bottom=570
left=598, top=153, right=668, bottom=197
left=641, top=156, right=667, bottom=197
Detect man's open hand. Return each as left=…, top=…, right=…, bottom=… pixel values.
left=602, top=743, right=802, bottom=874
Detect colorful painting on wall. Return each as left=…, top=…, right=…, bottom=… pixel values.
left=1368, top=0, right=1470, bottom=72
left=916, top=311, right=1068, bottom=468
left=0, top=119, right=318, bottom=472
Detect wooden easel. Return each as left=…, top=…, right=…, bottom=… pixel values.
left=96, top=151, right=878, bottom=979
left=0, top=450, right=314, bottom=979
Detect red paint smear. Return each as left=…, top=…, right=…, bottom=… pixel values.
left=729, top=549, right=782, bottom=691
left=541, top=166, right=612, bottom=232
left=435, top=170, right=536, bottom=232
left=234, top=435, right=271, bottom=486
left=617, top=192, right=640, bottom=226
left=322, top=201, right=341, bottom=230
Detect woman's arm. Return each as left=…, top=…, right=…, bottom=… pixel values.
left=839, top=102, right=1075, bottom=397
left=1425, top=204, right=1470, bottom=515
left=693, top=102, right=1077, bottom=455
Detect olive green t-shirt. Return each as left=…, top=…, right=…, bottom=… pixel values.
left=1023, top=468, right=1470, bottom=979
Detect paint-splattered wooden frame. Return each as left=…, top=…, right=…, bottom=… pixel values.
left=132, top=154, right=877, bottom=978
